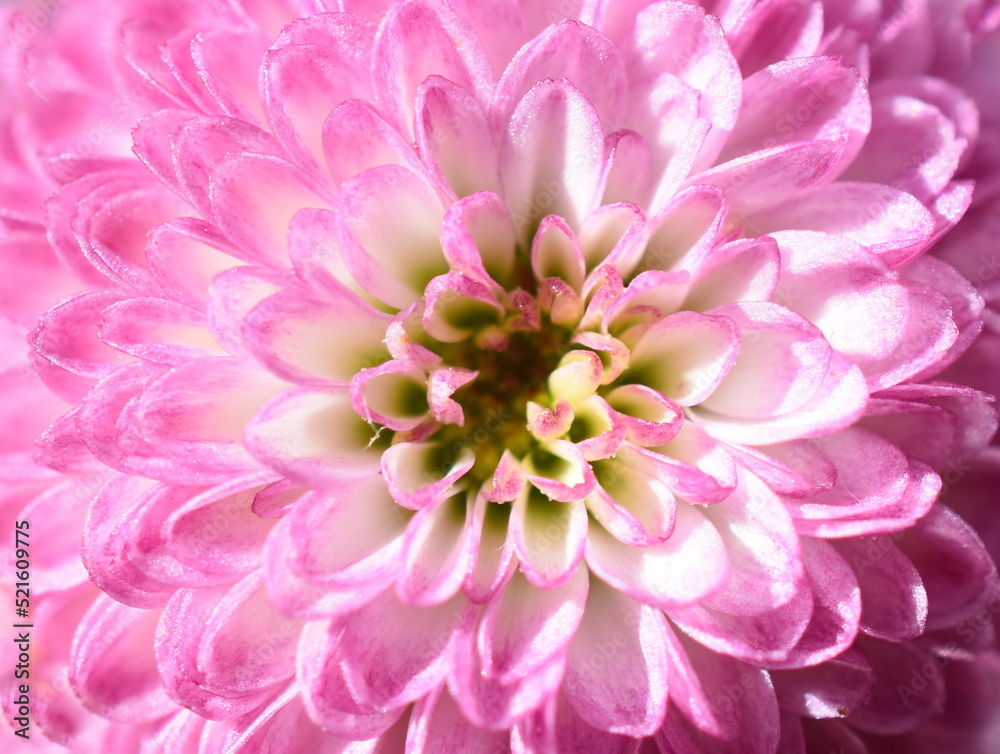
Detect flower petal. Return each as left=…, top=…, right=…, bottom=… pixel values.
left=562, top=579, right=669, bottom=737
left=703, top=301, right=833, bottom=420
left=499, top=79, right=604, bottom=240
left=627, top=310, right=740, bottom=406
left=769, top=230, right=908, bottom=369
left=338, top=165, right=448, bottom=309
left=895, top=505, right=999, bottom=631
left=262, top=13, right=376, bottom=164
left=786, top=428, right=941, bottom=538
left=281, top=480, right=409, bottom=589
left=397, top=491, right=478, bottom=606
left=243, top=285, right=391, bottom=384
left=696, top=137, right=848, bottom=216
left=491, top=19, right=626, bottom=134
left=297, top=621, right=403, bottom=740
left=478, top=566, right=588, bottom=683
left=765, top=538, right=861, bottom=669
left=193, top=572, right=301, bottom=700
left=624, top=1, right=742, bottom=167
left=682, top=236, right=780, bottom=311
left=415, top=76, right=501, bottom=199
left=192, top=28, right=270, bottom=125
left=171, top=115, right=287, bottom=223
left=699, top=469, right=804, bottom=617
left=449, top=604, right=565, bottom=730
left=771, top=648, right=873, bottom=720
left=833, top=536, right=928, bottom=642
left=695, top=352, right=868, bottom=445
left=842, top=87, right=966, bottom=203
left=210, top=152, right=331, bottom=268
left=323, top=98, right=425, bottom=186
left=98, top=297, right=218, bottom=366
left=71, top=594, right=174, bottom=723
left=440, top=191, right=517, bottom=288
left=658, top=628, right=780, bottom=754
left=117, top=356, right=282, bottom=482
left=720, top=56, right=870, bottom=166
left=751, top=182, right=936, bottom=270
left=588, top=445, right=678, bottom=545
left=165, top=476, right=278, bottom=581
left=408, top=686, right=511, bottom=753
left=146, top=219, right=242, bottom=310
left=339, top=590, right=465, bottom=709
left=510, top=486, right=588, bottom=588
left=373, top=0, right=494, bottom=138
left=585, top=501, right=729, bottom=608
left=155, top=583, right=278, bottom=719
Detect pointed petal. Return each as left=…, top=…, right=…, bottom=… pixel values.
left=373, top=0, right=494, bottom=138
left=193, top=572, right=301, bottom=698
left=415, top=76, right=501, bottom=198
left=499, top=79, right=604, bottom=239
left=207, top=266, right=289, bottom=358
left=262, top=13, right=376, bottom=164
left=644, top=424, right=739, bottom=505
left=464, top=497, right=515, bottom=603
left=146, top=219, right=242, bottom=309
left=192, top=28, right=270, bottom=125
left=492, top=19, right=626, bottom=133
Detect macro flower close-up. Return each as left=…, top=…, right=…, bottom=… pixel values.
left=2, top=0, right=1000, bottom=751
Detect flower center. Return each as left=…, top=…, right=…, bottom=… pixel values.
left=433, top=318, right=575, bottom=486
left=350, top=233, right=667, bottom=510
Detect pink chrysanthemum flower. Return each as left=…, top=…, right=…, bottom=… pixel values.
left=0, top=126, right=135, bottom=753
left=3, top=0, right=1000, bottom=751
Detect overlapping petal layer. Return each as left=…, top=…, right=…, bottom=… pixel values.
left=1, top=0, right=1000, bottom=752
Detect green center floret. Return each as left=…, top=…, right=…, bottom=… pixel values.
left=433, top=319, right=574, bottom=486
